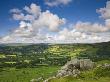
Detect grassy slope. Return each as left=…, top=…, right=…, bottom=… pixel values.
left=49, top=77, right=110, bottom=82
left=0, top=66, right=60, bottom=82
left=49, top=65, right=110, bottom=82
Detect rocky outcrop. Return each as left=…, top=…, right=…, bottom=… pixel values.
left=56, top=58, right=94, bottom=77
left=42, top=58, right=95, bottom=82
left=97, top=63, right=110, bottom=69
left=43, top=76, right=56, bottom=82
left=102, top=63, right=110, bottom=68
left=30, top=77, right=44, bottom=82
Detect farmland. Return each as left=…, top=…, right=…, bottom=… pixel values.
left=0, top=42, right=110, bottom=82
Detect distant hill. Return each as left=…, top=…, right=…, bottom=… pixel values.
left=0, top=41, right=110, bottom=67
left=0, top=43, right=34, bottom=46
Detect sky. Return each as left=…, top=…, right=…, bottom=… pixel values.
left=0, top=0, right=110, bottom=43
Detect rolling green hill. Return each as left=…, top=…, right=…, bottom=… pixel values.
left=0, top=42, right=110, bottom=68
left=0, top=42, right=110, bottom=82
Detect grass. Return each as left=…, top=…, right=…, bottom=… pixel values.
left=0, top=66, right=60, bottom=82
left=49, top=76, right=110, bottom=82
left=0, top=67, right=110, bottom=82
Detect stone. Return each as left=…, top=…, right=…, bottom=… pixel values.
left=30, top=77, right=44, bottom=82
left=56, top=58, right=94, bottom=78
left=79, top=59, right=94, bottom=70
left=43, top=76, right=56, bottom=82
left=43, top=58, right=94, bottom=82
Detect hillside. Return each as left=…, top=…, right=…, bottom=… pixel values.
left=0, top=42, right=110, bottom=82
left=0, top=42, right=110, bottom=68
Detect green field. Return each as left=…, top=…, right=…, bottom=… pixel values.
left=49, top=76, right=110, bottom=82
left=0, top=66, right=110, bottom=82
left=0, top=66, right=60, bottom=82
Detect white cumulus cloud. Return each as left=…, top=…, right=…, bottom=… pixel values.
left=32, top=10, right=66, bottom=32
left=45, top=0, right=72, bottom=7
left=0, top=3, right=66, bottom=43
left=1, top=1, right=110, bottom=43
left=97, top=1, right=110, bottom=19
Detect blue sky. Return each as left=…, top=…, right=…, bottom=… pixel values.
left=0, top=0, right=107, bottom=36
left=0, top=0, right=110, bottom=43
